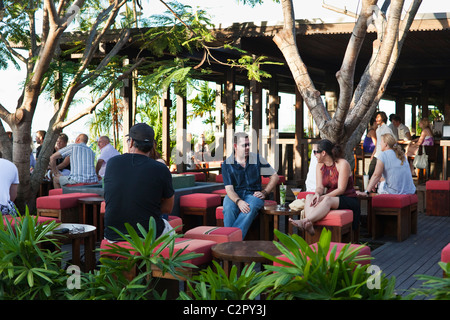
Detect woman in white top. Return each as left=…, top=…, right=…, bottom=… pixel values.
left=357, top=133, right=416, bottom=195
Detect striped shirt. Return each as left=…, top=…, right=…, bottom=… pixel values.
left=59, top=143, right=98, bottom=183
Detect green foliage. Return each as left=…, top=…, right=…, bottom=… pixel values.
left=0, top=209, right=68, bottom=300
left=180, top=261, right=270, bottom=300
left=249, top=229, right=398, bottom=300
left=73, top=218, right=203, bottom=300
left=405, top=262, right=450, bottom=300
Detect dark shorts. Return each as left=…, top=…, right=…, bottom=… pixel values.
left=337, top=195, right=360, bottom=229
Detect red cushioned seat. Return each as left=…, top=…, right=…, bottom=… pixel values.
left=442, top=243, right=450, bottom=263
left=314, top=209, right=353, bottom=227
left=274, top=242, right=371, bottom=267
left=371, top=194, right=410, bottom=208
left=426, top=180, right=450, bottom=191
left=296, top=191, right=315, bottom=199
left=261, top=175, right=286, bottom=185
left=48, top=188, right=63, bottom=196
left=100, top=201, right=106, bottom=213
left=168, top=215, right=183, bottom=233
left=101, top=237, right=216, bottom=266
left=264, top=200, right=277, bottom=206
left=216, top=206, right=224, bottom=220
left=215, top=174, right=223, bottom=183
left=2, top=215, right=60, bottom=234
left=36, top=193, right=99, bottom=210
left=180, top=193, right=221, bottom=231
left=305, top=210, right=353, bottom=244
left=408, top=194, right=418, bottom=205
left=211, top=188, right=226, bottom=196
left=184, top=226, right=242, bottom=243
left=180, top=193, right=221, bottom=208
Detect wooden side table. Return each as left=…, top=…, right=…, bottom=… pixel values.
left=357, top=193, right=373, bottom=237
left=262, top=204, right=302, bottom=241
left=78, top=196, right=105, bottom=241
left=52, top=223, right=97, bottom=272
left=211, top=240, right=281, bottom=276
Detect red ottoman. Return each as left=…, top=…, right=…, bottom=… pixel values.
left=36, top=192, right=99, bottom=223
left=274, top=242, right=372, bottom=267
left=49, top=188, right=63, bottom=196
left=372, top=194, right=411, bottom=242
left=216, top=206, right=224, bottom=227
left=180, top=193, right=221, bottom=232
left=100, top=237, right=216, bottom=268
left=441, top=243, right=450, bottom=277
left=305, top=209, right=353, bottom=245
left=296, top=191, right=315, bottom=199
left=184, top=226, right=242, bottom=243
left=2, top=215, right=60, bottom=234
left=168, top=215, right=183, bottom=233
left=426, top=180, right=450, bottom=216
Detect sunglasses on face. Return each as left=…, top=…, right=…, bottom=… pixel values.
left=313, top=150, right=322, bottom=155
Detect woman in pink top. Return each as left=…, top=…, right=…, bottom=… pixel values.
left=289, top=139, right=360, bottom=235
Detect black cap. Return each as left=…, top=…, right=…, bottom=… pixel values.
left=126, top=123, right=154, bottom=143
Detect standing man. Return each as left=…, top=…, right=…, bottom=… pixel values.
left=49, top=133, right=98, bottom=188
left=35, top=130, right=46, bottom=159
left=96, top=136, right=120, bottom=179
left=368, top=111, right=395, bottom=178
left=103, top=123, right=174, bottom=241
left=221, top=132, right=279, bottom=238
left=0, top=157, right=19, bottom=216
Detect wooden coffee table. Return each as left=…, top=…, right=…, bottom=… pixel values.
left=262, top=204, right=302, bottom=240
left=52, top=223, right=97, bottom=272
left=211, top=240, right=281, bottom=276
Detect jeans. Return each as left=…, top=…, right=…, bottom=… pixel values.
left=223, top=190, right=264, bottom=238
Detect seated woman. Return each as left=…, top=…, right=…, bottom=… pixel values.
left=406, top=118, right=434, bottom=175
left=357, top=133, right=416, bottom=196
left=289, top=139, right=360, bottom=235
left=363, top=116, right=377, bottom=154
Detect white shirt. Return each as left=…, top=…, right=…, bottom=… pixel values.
left=375, top=124, right=395, bottom=158
left=397, top=123, right=411, bottom=141
left=98, top=143, right=120, bottom=177
left=0, top=159, right=19, bottom=208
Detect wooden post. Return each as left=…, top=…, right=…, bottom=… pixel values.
left=176, top=85, right=187, bottom=172
left=445, top=81, right=450, bottom=125
left=294, top=86, right=304, bottom=184
left=224, top=69, right=236, bottom=157
left=268, top=76, right=280, bottom=172
left=121, top=59, right=136, bottom=153
left=250, top=80, right=263, bottom=154
left=161, top=88, right=172, bottom=165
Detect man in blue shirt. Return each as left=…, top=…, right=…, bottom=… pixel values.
left=221, top=132, right=279, bottom=238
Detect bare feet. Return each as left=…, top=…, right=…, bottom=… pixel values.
left=289, top=218, right=315, bottom=236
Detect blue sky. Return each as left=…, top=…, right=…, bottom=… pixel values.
left=0, top=1, right=447, bottom=140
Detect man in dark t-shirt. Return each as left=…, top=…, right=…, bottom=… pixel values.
left=103, top=123, right=174, bottom=241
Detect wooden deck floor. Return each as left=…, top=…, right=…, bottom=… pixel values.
left=368, top=212, right=450, bottom=297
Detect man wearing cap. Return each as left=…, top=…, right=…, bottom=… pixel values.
left=50, top=133, right=98, bottom=188
left=103, top=123, right=175, bottom=241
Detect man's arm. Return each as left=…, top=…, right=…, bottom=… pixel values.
left=96, top=159, right=105, bottom=175
left=260, top=172, right=279, bottom=198
left=161, top=195, right=175, bottom=214
left=9, top=184, right=18, bottom=202
left=225, top=185, right=250, bottom=213
left=57, top=156, right=70, bottom=171
left=49, top=151, right=62, bottom=176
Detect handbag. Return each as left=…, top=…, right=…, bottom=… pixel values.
left=413, top=146, right=428, bottom=169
